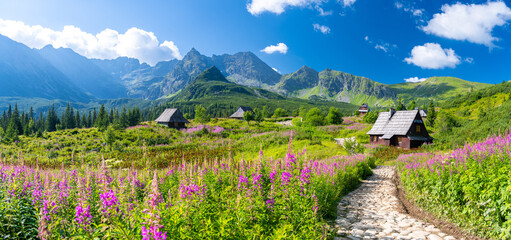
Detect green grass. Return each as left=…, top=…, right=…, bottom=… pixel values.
left=389, top=76, right=490, bottom=104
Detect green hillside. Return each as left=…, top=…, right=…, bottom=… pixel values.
left=428, top=81, right=511, bottom=148
left=389, top=77, right=490, bottom=103
left=272, top=67, right=397, bottom=107
left=160, top=66, right=358, bottom=117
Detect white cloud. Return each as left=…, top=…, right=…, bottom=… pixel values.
left=395, top=1, right=425, bottom=22
left=0, top=18, right=182, bottom=65
left=404, top=77, right=427, bottom=83
left=247, top=0, right=324, bottom=15
left=412, top=9, right=423, bottom=16
left=374, top=44, right=387, bottom=52
left=313, top=24, right=331, bottom=34
left=422, top=1, right=511, bottom=47
left=404, top=43, right=461, bottom=69
left=316, top=6, right=333, bottom=16
left=272, top=67, right=281, bottom=73
left=342, top=0, right=356, bottom=7
left=365, top=36, right=397, bottom=54
left=261, top=43, right=288, bottom=54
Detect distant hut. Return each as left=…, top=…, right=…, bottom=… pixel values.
left=358, top=103, right=371, bottom=116
left=155, top=108, right=189, bottom=129
left=420, top=109, right=427, bottom=118
left=230, top=106, right=253, bottom=120
left=414, top=107, right=428, bottom=118
left=367, top=109, right=433, bottom=149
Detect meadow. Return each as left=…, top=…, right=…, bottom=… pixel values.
left=396, top=133, right=511, bottom=239
left=0, top=117, right=375, bottom=239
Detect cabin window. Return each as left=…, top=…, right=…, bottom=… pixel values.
left=398, top=137, right=403, bottom=144
left=416, top=125, right=421, bottom=133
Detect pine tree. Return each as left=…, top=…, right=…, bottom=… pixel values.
left=11, top=104, right=23, bottom=135
left=427, top=100, right=437, bottom=126
left=120, top=107, right=129, bottom=128
left=95, top=105, right=108, bottom=130
left=46, top=105, right=59, bottom=132
left=75, top=110, right=81, bottom=128
left=87, top=110, right=92, bottom=128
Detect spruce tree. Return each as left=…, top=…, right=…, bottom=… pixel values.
left=11, top=104, right=23, bottom=135
left=427, top=100, right=437, bottom=126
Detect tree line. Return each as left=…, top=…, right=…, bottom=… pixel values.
left=0, top=103, right=142, bottom=143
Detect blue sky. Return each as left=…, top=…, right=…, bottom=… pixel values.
left=0, top=0, right=510, bottom=84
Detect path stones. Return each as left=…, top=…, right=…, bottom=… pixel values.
left=334, top=166, right=456, bottom=240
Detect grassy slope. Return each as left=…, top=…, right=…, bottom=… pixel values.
left=389, top=77, right=490, bottom=103
left=427, top=81, right=511, bottom=148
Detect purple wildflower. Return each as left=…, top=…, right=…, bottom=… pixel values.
left=281, top=171, right=292, bottom=186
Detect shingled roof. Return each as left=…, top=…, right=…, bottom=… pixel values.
left=155, top=108, right=189, bottom=123
left=367, top=110, right=419, bottom=136
left=230, top=106, right=253, bottom=118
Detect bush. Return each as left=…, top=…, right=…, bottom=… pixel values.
left=291, top=117, right=302, bottom=127
left=305, top=108, right=325, bottom=126
left=325, top=107, right=343, bottom=125
left=195, top=105, right=210, bottom=123
left=363, top=111, right=378, bottom=123
left=272, top=108, right=288, bottom=118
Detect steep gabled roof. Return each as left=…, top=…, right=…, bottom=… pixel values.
left=155, top=108, right=189, bottom=123
left=229, top=106, right=253, bottom=118
left=367, top=110, right=419, bottom=136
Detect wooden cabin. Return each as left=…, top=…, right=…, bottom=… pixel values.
left=367, top=109, right=433, bottom=149
left=229, top=106, right=253, bottom=120
left=155, top=108, right=189, bottom=129
left=414, top=107, right=427, bottom=118
left=358, top=103, right=370, bottom=116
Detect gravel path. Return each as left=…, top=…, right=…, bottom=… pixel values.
left=334, top=166, right=456, bottom=240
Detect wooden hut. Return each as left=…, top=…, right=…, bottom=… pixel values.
left=358, top=103, right=370, bottom=116
left=155, top=108, right=189, bottom=129
left=367, top=109, right=432, bottom=149
left=229, top=106, right=253, bottom=120
left=414, top=107, right=427, bottom=118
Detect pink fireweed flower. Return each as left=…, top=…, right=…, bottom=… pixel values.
left=179, top=184, right=206, bottom=199
left=100, top=189, right=119, bottom=216
left=300, top=167, right=311, bottom=185
left=149, top=173, right=162, bottom=209
left=269, top=170, right=277, bottom=183
left=142, top=225, right=167, bottom=240
left=285, top=153, right=296, bottom=168
left=238, top=175, right=249, bottom=190
left=252, top=173, right=263, bottom=190
left=281, top=171, right=292, bottom=186
left=75, top=205, right=92, bottom=230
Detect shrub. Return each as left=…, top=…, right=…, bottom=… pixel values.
left=272, top=108, right=288, bottom=118
left=195, top=105, right=210, bottom=123
left=325, top=107, right=343, bottom=125
left=363, top=111, right=378, bottom=123
left=305, top=108, right=325, bottom=126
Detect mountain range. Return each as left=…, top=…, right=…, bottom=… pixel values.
left=0, top=34, right=491, bottom=110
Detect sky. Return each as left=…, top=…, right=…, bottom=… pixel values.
left=0, top=0, right=510, bottom=84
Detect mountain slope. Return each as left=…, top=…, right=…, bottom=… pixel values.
left=272, top=67, right=396, bottom=107
left=212, top=51, right=281, bottom=87
left=91, top=57, right=149, bottom=79
left=275, top=66, right=319, bottom=93
left=389, top=77, right=490, bottom=102
left=38, top=46, right=127, bottom=99
left=171, top=66, right=283, bottom=102
left=0, top=35, right=89, bottom=102
left=164, top=66, right=358, bottom=118
left=119, top=60, right=179, bottom=98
